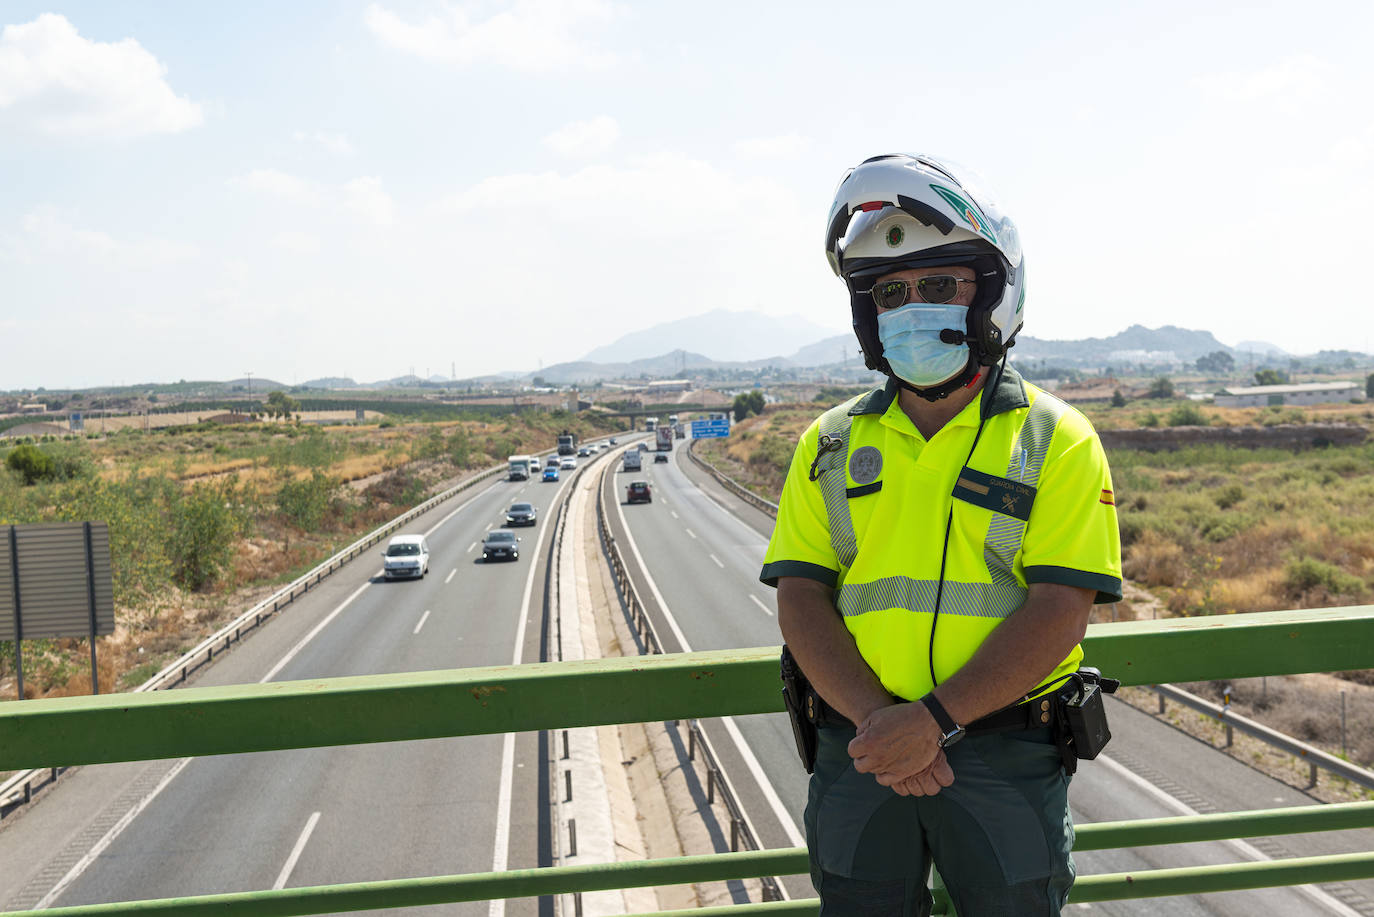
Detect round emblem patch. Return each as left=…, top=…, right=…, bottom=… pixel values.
left=886, top=225, right=904, bottom=248
left=849, top=446, right=883, bottom=486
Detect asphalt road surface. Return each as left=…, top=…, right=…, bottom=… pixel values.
left=0, top=460, right=592, bottom=916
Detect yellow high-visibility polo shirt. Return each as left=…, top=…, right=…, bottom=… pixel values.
left=760, top=367, right=1122, bottom=702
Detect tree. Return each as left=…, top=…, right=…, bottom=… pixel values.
left=1110, top=389, right=1127, bottom=408
left=1254, top=368, right=1289, bottom=386
left=5, top=444, right=54, bottom=485
left=265, top=390, right=300, bottom=419
left=732, top=393, right=752, bottom=422
left=747, top=390, right=765, bottom=415
left=1147, top=377, right=1175, bottom=399
left=1195, top=351, right=1235, bottom=374
left=1366, top=373, right=1374, bottom=399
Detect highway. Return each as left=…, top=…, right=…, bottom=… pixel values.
left=601, top=441, right=1374, bottom=915
left=0, top=455, right=599, bottom=915
left=1, top=434, right=1372, bottom=915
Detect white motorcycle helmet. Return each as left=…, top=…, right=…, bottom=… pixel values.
left=825, top=153, right=1026, bottom=400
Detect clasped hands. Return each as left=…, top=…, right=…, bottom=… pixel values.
left=847, top=702, right=955, bottom=797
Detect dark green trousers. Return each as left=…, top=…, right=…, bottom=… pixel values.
left=804, top=725, right=1075, bottom=916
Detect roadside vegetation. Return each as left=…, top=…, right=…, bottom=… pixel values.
left=695, top=392, right=1374, bottom=780
left=0, top=410, right=621, bottom=701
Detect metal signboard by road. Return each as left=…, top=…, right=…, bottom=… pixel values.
left=0, top=522, right=114, bottom=641
left=690, top=418, right=731, bottom=439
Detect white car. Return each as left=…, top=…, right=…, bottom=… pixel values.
left=560, top=457, right=577, bottom=470
left=382, top=534, right=430, bottom=580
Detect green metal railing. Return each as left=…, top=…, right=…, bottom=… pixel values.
left=2, top=606, right=1373, bottom=915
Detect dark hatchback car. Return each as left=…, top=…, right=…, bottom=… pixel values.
left=626, top=481, right=652, bottom=504
left=505, top=502, right=537, bottom=526
left=653, top=453, right=668, bottom=463
left=482, top=530, right=520, bottom=562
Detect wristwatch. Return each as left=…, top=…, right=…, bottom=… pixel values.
left=920, top=694, right=966, bottom=748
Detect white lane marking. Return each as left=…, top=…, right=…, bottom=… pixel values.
left=489, top=485, right=557, bottom=917
left=1096, top=755, right=1361, bottom=916
left=613, top=487, right=804, bottom=848
left=484, top=522, right=492, bottom=531
left=413, top=610, right=431, bottom=635
left=670, top=510, right=679, bottom=519
left=685, top=528, right=697, bottom=540
left=709, top=553, right=725, bottom=569
left=445, top=568, right=456, bottom=584
left=749, top=594, right=774, bottom=616
left=273, top=811, right=321, bottom=890
left=468, top=542, right=477, bottom=553
left=260, top=578, right=373, bottom=683
left=34, top=757, right=193, bottom=909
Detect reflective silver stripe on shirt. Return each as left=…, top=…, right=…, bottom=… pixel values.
left=984, top=392, right=1066, bottom=594
left=836, top=576, right=1028, bottom=620
left=833, top=390, right=1070, bottom=621
left=815, top=398, right=861, bottom=569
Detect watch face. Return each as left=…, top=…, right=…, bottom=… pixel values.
left=938, top=726, right=966, bottom=748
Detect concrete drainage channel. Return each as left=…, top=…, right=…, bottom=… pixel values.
left=543, top=452, right=786, bottom=916
left=0, top=462, right=505, bottom=819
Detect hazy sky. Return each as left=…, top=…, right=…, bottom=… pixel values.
left=3, top=1, right=1371, bottom=389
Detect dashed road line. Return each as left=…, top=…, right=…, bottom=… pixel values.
left=273, top=811, right=321, bottom=890
left=749, top=594, right=774, bottom=616
left=413, top=610, right=431, bottom=635
left=684, top=528, right=697, bottom=539
left=445, top=569, right=456, bottom=583
left=708, top=553, right=725, bottom=568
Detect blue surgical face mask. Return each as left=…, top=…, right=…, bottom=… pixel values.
left=876, top=304, right=970, bottom=388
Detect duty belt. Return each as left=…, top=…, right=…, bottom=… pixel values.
left=804, top=686, right=1059, bottom=734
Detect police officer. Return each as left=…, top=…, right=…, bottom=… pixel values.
left=761, top=154, right=1123, bottom=915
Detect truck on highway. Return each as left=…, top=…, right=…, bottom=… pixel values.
left=622, top=448, right=642, bottom=472
left=508, top=454, right=531, bottom=481
left=645, top=417, right=658, bottom=432
left=655, top=426, right=673, bottom=451
left=557, top=431, right=576, bottom=455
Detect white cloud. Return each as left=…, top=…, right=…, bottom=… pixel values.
left=542, top=115, right=619, bottom=157
left=365, top=0, right=619, bottom=71
left=343, top=177, right=395, bottom=227
left=733, top=133, right=808, bottom=158
left=1194, top=54, right=1330, bottom=105
left=0, top=13, right=202, bottom=137
left=272, top=231, right=322, bottom=255
left=233, top=169, right=322, bottom=204
left=17, top=206, right=198, bottom=267
left=293, top=129, right=354, bottom=156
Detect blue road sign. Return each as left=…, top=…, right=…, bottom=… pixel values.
left=690, top=418, right=731, bottom=439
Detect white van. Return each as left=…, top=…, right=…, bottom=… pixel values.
left=382, top=534, right=430, bottom=580
left=622, top=449, right=642, bottom=472
left=508, top=454, right=531, bottom=481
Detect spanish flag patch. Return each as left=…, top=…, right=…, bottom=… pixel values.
left=1100, top=489, right=1115, bottom=506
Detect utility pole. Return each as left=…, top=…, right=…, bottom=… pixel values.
left=246, top=372, right=253, bottom=409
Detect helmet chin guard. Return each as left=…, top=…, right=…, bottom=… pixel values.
left=826, top=154, right=1026, bottom=399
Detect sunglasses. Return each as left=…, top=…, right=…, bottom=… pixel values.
left=869, top=275, right=976, bottom=309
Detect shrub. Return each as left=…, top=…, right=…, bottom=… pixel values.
left=6, top=444, right=54, bottom=484
left=1168, top=402, right=1208, bottom=427
left=1214, top=483, right=1244, bottom=510
left=277, top=470, right=340, bottom=530
left=1139, top=412, right=1160, bottom=428
left=169, top=483, right=246, bottom=591
left=1283, top=557, right=1365, bottom=598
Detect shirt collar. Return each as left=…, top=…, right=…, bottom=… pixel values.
left=849, top=365, right=1028, bottom=421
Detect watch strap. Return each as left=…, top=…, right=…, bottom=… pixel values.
left=920, top=693, right=959, bottom=734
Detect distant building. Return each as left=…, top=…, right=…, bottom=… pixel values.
left=646, top=379, right=691, bottom=394
left=1214, top=382, right=1359, bottom=408
left=19, top=403, right=47, bottom=414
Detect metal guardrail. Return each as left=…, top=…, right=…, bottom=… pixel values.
left=684, top=439, right=778, bottom=516
left=594, top=459, right=785, bottom=902
left=1152, top=683, right=1374, bottom=791
left=4, top=616, right=1374, bottom=915
left=0, top=461, right=505, bottom=817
